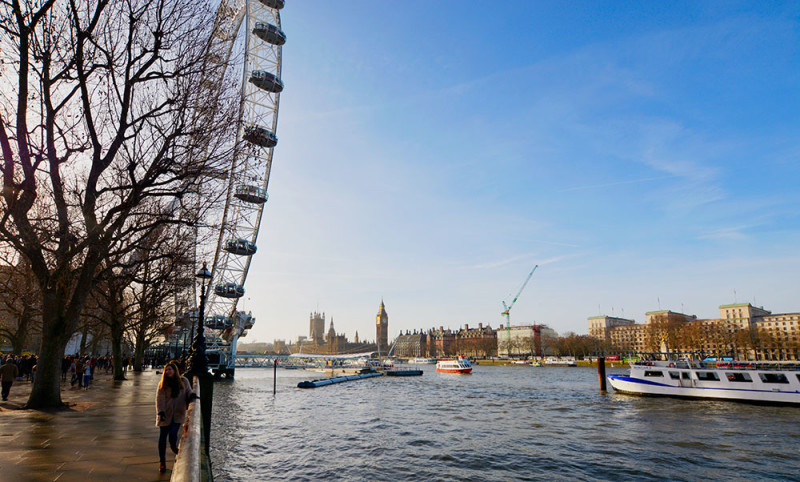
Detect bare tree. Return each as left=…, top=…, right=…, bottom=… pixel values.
left=0, top=255, right=41, bottom=353
left=477, top=335, right=497, bottom=358
left=538, top=329, right=557, bottom=357
left=128, top=244, right=183, bottom=372
left=754, top=328, right=778, bottom=360
left=0, top=0, right=237, bottom=408
left=85, top=266, right=135, bottom=379
left=732, top=327, right=755, bottom=360
left=87, top=210, right=187, bottom=380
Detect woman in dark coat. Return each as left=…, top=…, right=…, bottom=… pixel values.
left=155, top=362, right=194, bottom=473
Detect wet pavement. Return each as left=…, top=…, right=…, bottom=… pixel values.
left=0, top=369, right=175, bottom=481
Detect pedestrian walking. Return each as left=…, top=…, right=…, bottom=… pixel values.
left=82, top=361, right=92, bottom=390
left=1, top=356, right=20, bottom=401
left=74, top=358, right=84, bottom=388
left=155, top=362, right=195, bottom=473
left=68, top=358, right=78, bottom=388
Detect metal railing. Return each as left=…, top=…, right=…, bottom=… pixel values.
left=172, top=377, right=213, bottom=481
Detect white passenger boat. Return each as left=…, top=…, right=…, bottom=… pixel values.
left=436, top=358, right=472, bottom=374
left=544, top=358, right=577, bottom=367
left=407, top=358, right=437, bottom=365
left=608, top=359, right=800, bottom=405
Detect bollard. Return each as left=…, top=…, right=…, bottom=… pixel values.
left=597, top=356, right=607, bottom=391
left=273, top=358, right=277, bottom=395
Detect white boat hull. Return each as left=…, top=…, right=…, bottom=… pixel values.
left=608, top=363, right=800, bottom=405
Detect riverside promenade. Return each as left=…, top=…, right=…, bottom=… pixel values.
left=0, top=369, right=175, bottom=481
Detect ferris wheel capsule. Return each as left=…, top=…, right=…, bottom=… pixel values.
left=225, top=238, right=257, bottom=256
left=234, top=184, right=269, bottom=204
left=253, top=22, right=286, bottom=45
left=249, top=70, right=284, bottom=93
left=257, top=0, right=284, bottom=9
left=243, top=125, right=278, bottom=147
left=215, top=282, right=245, bottom=299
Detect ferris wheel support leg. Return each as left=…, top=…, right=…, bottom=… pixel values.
left=222, top=333, right=240, bottom=379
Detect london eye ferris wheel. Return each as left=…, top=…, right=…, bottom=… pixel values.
left=191, top=0, right=286, bottom=377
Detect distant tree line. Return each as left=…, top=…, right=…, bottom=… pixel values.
left=641, top=315, right=800, bottom=361
left=497, top=332, right=605, bottom=359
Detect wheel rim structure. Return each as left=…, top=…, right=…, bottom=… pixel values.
left=199, top=0, right=285, bottom=375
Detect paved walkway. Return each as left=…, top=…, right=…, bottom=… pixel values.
left=0, top=369, right=176, bottom=481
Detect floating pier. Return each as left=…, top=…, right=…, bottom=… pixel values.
left=383, top=369, right=423, bottom=377
left=297, top=370, right=384, bottom=389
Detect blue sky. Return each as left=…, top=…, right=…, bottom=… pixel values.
left=242, top=1, right=800, bottom=345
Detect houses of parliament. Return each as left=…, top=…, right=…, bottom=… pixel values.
left=293, top=300, right=390, bottom=355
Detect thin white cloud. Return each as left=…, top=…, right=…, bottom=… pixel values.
left=468, top=252, right=582, bottom=270
left=696, top=226, right=752, bottom=241
left=468, top=253, right=538, bottom=270
left=559, top=174, right=677, bottom=192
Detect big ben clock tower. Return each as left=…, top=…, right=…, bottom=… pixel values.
left=376, top=300, right=389, bottom=355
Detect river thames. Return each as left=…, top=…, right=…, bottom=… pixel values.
left=210, top=365, right=799, bottom=481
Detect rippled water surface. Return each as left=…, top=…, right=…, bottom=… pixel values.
left=210, top=365, right=800, bottom=481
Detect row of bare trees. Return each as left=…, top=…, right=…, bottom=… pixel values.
left=0, top=0, right=239, bottom=408
left=445, top=336, right=498, bottom=358
left=496, top=332, right=603, bottom=358
left=0, top=247, right=179, bottom=377
left=638, top=316, right=800, bottom=360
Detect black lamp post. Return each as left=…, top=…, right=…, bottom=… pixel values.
left=188, top=311, right=197, bottom=355
left=181, top=328, right=189, bottom=358
left=187, top=261, right=212, bottom=377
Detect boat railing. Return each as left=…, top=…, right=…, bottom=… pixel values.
left=631, top=359, right=800, bottom=371
left=715, top=362, right=800, bottom=371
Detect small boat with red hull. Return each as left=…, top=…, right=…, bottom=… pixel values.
left=436, top=357, right=473, bottom=374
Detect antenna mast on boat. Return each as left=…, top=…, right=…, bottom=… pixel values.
left=501, top=264, right=538, bottom=356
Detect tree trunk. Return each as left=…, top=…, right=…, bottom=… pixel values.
left=11, top=331, right=25, bottom=356
left=11, top=312, right=30, bottom=355
left=133, top=330, right=147, bottom=372
left=25, top=282, right=91, bottom=409
left=111, top=319, right=126, bottom=380
left=26, top=308, right=70, bottom=409
left=79, top=326, right=88, bottom=355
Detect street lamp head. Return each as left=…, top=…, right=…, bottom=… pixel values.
left=196, top=261, right=212, bottom=280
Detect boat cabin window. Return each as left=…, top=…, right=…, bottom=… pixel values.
left=681, top=372, right=690, bottom=380
left=644, top=370, right=663, bottom=377
left=696, top=372, right=720, bottom=381
left=758, top=373, right=789, bottom=384
left=669, top=371, right=680, bottom=380
left=725, top=372, right=752, bottom=382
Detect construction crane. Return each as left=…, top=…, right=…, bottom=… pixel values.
left=501, top=264, right=538, bottom=357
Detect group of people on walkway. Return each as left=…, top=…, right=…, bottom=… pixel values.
left=63, top=355, right=97, bottom=390
left=0, top=354, right=38, bottom=400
